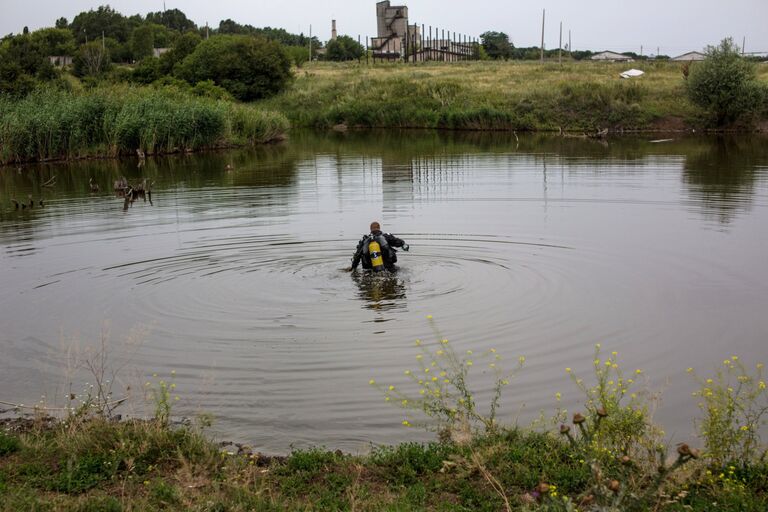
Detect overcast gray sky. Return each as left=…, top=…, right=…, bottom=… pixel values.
left=2, top=0, right=767, bottom=55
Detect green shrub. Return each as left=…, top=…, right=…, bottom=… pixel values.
left=687, top=38, right=766, bottom=126
left=175, top=35, right=292, bottom=101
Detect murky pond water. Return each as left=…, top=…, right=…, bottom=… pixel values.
left=1, top=131, right=767, bottom=453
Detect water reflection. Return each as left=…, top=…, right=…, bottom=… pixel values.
left=351, top=270, right=407, bottom=313
left=682, top=136, right=763, bottom=224
left=3, top=132, right=768, bottom=230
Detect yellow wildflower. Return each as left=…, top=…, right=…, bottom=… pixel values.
left=369, top=379, right=375, bottom=385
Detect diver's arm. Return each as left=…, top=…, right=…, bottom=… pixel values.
left=385, top=233, right=408, bottom=250
left=349, top=237, right=365, bottom=270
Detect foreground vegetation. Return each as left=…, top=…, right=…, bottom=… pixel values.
left=264, top=58, right=768, bottom=132
left=1, top=336, right=766, bottom=511
left=0, top=86, right=288, bottom=164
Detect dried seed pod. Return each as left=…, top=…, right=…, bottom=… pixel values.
left=572, top=413, right=586, bottom=424
left=536, top=482, right=550, bottom=494
left=596, top=407, right=608, bottom=417
left=560, top=424, right=571, bottom=435
left=608, top=480, right=620, bottom=493
left=620, top=455, right=632, bottom=465
left=676, top=443, right=692, bottom=457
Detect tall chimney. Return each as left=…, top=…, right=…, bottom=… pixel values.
left=332, top=20, right=337, bottom=41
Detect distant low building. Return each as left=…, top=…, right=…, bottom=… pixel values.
left=153, top=48, right=170, bottom=58
left=671, top=51, right=706, bottom=62
left=48, top=55, right=73, bottom=67
left=591, top=51, right=633, bottom=62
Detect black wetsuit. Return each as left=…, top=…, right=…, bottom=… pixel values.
left=350, top=230, right=406, bottom=271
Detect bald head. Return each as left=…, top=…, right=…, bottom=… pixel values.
left=370, top=221, right=381, bottom=232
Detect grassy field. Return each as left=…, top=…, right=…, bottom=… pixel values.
left=263, top=60, right=768, bottom=131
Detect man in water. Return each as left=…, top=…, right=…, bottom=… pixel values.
left=346, top=221, right=409, bottom=272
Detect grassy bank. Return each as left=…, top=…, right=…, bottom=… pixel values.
left=1, top=417, right=765, bottom=511
left=1, top=344, right=766, bottom=511
left=263, top=60, right=768, bottom=131
left=0, top=86, right=288, bottom=165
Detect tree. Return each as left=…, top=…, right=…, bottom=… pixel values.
left=70, top=6, right=130, bottom=44
left=1, top=33, right=51, bottom=76
left=158, top=31, right=201, bottom=74
left=130, top=25, right=155, bottom=60
left=145, top=8, right=197, bottom=32
left=480, top=31, right=513, bottom=60
left=73, top=41, right=111, bottom=77
left=31, top=28, right=76, bottom=56
left=325, top=35, right=364, bottom=62
left=55, top=17, right=68, bottom=29
left=686, top=38, right=766, bottom=126
left=175, top=35, right=292, bottom=101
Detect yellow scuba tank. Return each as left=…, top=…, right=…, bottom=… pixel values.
left=369, top=240, right=385, bottom=271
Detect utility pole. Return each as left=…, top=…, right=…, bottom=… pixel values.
left=742, top=36, right=746, bottom=56
left=558, top=22, right=562, bottom=64
left=569, top=30, right=572, bottom=57
left=309, top=25, right=312, bottom=63
left=205, top=22, right=209, bottom=39
left=640, top=45, right=643, bottom=57
left=540, top=9, right=545, bottom=62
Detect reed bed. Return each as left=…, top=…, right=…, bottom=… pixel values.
left=0, top=86, right=288, bottom=164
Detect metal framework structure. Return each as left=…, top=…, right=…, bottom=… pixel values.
left=370, top=1, right=478, bottom=62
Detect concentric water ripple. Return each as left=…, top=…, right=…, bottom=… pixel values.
left=2, top=132, right=768, bottom=452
